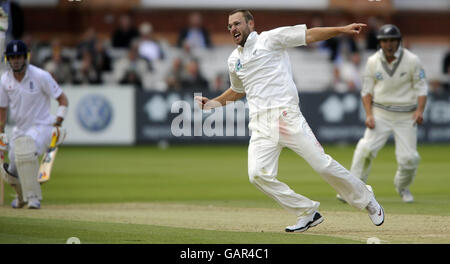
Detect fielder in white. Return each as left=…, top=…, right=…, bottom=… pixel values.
left=195, top=9, right=384, bottom=232
left=0, top=40, right=68, bottom=209
left=346, top=25, right=428, bottom=203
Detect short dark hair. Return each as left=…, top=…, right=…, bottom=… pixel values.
left=229, top=9, right=254, bottom=23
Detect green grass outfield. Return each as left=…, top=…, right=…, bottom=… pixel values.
left=0, top=144, right=449, bottom=244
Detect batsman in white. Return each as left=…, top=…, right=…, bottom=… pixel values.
left=340, top=25, right=428, bottom=203
left=0, top=40, right=68, bottom=209
left=195, top=9, right=384, bottom=232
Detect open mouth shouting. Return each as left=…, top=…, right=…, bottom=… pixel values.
left=233, top=32, right=242, bottom=43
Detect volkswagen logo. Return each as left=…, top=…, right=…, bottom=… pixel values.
left=76, top=94, right=113, bottom=132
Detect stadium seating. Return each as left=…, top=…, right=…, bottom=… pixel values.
left=30, top=38, right=448, bottom=93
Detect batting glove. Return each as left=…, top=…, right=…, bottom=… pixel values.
left=51, top=126, right=67, bottom=147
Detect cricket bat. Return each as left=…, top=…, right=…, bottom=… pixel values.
left=38, top=133, right=58, bottom=183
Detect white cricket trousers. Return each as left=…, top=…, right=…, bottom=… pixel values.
left=247, top=107, right=372, bottom=218
left=7, top=125, right=53, bottom=176
left=351, top=107, right=420, bottom=191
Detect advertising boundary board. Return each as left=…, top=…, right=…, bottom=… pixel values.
left=136, top=91, right=450, bottom=144
left=52, top=86, right=135, bottom=145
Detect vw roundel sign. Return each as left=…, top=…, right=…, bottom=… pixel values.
left=76, top=94, right=113, bottom=132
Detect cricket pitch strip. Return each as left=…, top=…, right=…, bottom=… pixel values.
left=1, top=202, right=449, bottom=244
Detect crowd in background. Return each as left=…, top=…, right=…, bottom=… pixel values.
left=19, top=12, right=450, bottom=94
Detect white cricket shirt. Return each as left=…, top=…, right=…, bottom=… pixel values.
left=361, top=48, right=428, bottom=110
left=0, top=64, right=63, bottom=132
left=228, top=25, right=307, bottom=116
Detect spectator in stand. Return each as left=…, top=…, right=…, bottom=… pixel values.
left=21, top=33, right=41, bottom=66
left=166, top=43, right=199, bottom=91
left=365, top=17, right=383, bottom=51
left=76, top=27, right=97, bottom=60
left=137, top=22, right=164, bottom=65
left=429, top=80, right=445, bottom=94
left=180, top=58, right=209, bottom=91
left=179, top=40, right=198, bottom=64
left=212, top=72, right=230, bottom=92
left=114, top=39, right=149, bottom=86
left=443, top=51, right=450, bottom=91
left=177, top=11, right=212, bottom=49
left=92, top=39, right=112, bottom=74
left=41, top=38, right=65, bottom=64
left=43, top=46, right=73, bottom=84
left=166, top=57, right=184, bottom=91
left=325, top=34, right=358, bottom=65
left=336, top=51, right=363, bottom=92
left=111, top=14, right=139, bottom=49
left=73, top=48, right=102, bottom=84
left=324, top=19, right=358, bottom=65
left=120, top=69, right=143, bottom=90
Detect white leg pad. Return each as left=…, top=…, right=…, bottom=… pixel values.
left=14, top=136, right=42, bottom=202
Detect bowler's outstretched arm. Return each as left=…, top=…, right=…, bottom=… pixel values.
left=306, top=23, right=366, bottom=44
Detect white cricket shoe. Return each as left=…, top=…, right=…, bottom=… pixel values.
left=366, top=196, right=384, bottom=226
left=285, top=211, right=324, bottom=233
left=397, top=188, right=414, bottom=203
left=336, top=194, right=347, bottom=203
left=11, top=197, right=26, bottom=209
left=27, top=198, right=41, bottom=209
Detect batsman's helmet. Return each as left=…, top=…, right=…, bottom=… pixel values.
left=377, top=24, right=402, bottom=40
left=5, top=40, right=29, bottom=57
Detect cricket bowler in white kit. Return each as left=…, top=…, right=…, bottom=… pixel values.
left=346, top=25, right=428, bottom=203
left=196, top=10, right=384, bottom=232
left=0, top=40, right=68, bottom=209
